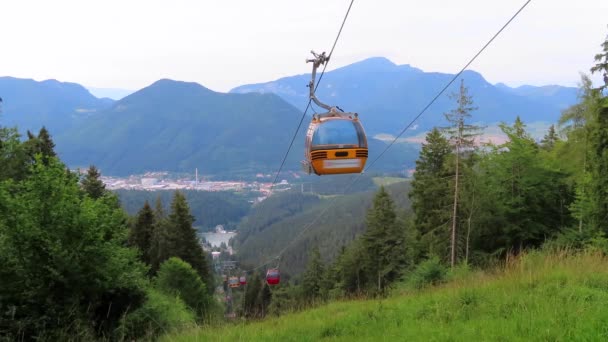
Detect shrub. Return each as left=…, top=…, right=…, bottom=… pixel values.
left=116, top=288, right=195, bottom=340
left=155, top=257, right=212, bottom=320
left=407, top=256, right=448, bottom=289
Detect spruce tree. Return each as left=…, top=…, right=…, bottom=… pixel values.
left=149, top=196, right=170, bottom=274
left=587, top=97, right=608, bottom=232
left=540, top=124, right=559, bottom=150
left=37, top=126, right=56, bottom=158
left=590, top=29, right=608, bottom=92
left=410, top=128, right=452, bottom=261
left=165, top=191, right=213, bottom=293
left=81, top=165, right=106, bottom=199
left=129, top=201, right=155, bottom=266
left=587, top=30, right=608, bottom=231
left=243, top=272, right=262, bottom=318
left=301, top=247, right=325, bottom=302
left=361, top=186, right=404, bottom=294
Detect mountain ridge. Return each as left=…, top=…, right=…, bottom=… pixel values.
left=230, top=57, right=578, bottom=134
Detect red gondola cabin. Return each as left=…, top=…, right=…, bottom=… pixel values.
left=239, top=276, right=247, bottom=286
left=266, top=268, right=280, bottom=285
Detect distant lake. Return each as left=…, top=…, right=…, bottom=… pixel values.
left=201, top=232, right=236, bottom=247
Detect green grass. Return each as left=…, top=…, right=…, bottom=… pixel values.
left=162, top=251, right=608, bottom=341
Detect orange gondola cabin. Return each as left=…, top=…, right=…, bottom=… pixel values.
left=266, top=268, right=280, bottom=285
left=301, top=51, right=368, bottom=175
left=302, top=110, right=368, bottom=175
left=228, top=276, right=240, bottom=288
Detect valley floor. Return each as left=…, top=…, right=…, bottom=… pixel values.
left=163, top=251, right=608, bottom=341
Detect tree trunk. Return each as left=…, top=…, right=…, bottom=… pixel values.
left=580, top=132, right=588, bottom=233
left=451, top=144, right=460, bottom=268
left=466, top=216, right=471, bottom=265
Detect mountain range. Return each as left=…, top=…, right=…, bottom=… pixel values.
left=0, top=76, right=112, bottom=135
left=231, top=57, right=578, bottom=135
left=0, top=57, right=579, bottom=176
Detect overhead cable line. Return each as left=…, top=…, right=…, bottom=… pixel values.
left=269, top=0, right=356, bottom=192
left=365, top=0, right=532, bottom=170
left=249, top=0, right=531, bottom=273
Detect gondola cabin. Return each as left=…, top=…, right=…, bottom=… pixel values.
left=228, top=276, right=240, bottom=288
left=239, top=276, right=247, bottom=286
left=222, top=274, right=228, bottom=282
left=266, top=268, right=280, bottom=285
left=302, top=111, right=368, bottom=175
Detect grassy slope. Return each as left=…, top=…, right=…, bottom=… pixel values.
left=164, top=252, right=608, bottom=341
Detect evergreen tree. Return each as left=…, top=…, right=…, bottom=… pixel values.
left=442, top=79, right=480, bottom=267
left=586, top=31, right=608, bottom=232
left=474, top=118, right=570, bottom=254
left=540, top=124, right=559, bottom=150
left=590, top=29, right=608, bottom=92
left=37, top=126, right=56, bottom=159
left=129, top=201, right=155, bottom=266
left=301, top=247, right=325, bottom=302
left=258, top=282, right=272, bottom=318
left=335, top=241, right=367, bottom=295
left=149, top=196, right=170, bottom=274
left=361, top=186, right=405, bottom=294
left=165, top=191, right=213, bottom=293
left=410, top=128, right=452, bottom=261
left=243, top=272, right=263, bottom=318
left=0, top=156, right=147, bottom=338
left=587, top=98, right=608, bottom=232
left=81, top=165, right=106, bottom=199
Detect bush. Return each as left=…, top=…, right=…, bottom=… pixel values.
left=116, top=288, right=195, bottom=340
left=407, top=256, right=448, bottom=289
left=544, top=229, right=608, bottom=254
left=155, top=257, right=213, bottom=320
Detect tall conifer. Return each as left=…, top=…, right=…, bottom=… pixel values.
left=81, top=165, right=106, bottom=199
left=129, top=201, right=155, bottom=266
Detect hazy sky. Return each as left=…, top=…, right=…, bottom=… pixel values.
left=1, top=0, right=606, bottom=92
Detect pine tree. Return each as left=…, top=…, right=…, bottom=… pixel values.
left=301, top=247, right=325, bottom=302
left=37, top=126, right=56, bottom=159
left=540, top=124, right=559, bottom=150
left=129, top=201, right=155, bottom=266
left=587, top=30, right=608, bottom=231
left=442, top=79, right=480, bottom=268
left=475, top=118, right=569, bottom=254
left=149, top=196, right=170, bottom=274
left=590, top=29, right=608, bottom=92
left=165, top=191, right=213, bottom=293
left=361, top=186, right=404, bottom=294
left=243, top=272, right=262, bottom=318
left=587, top=98, right=608, bottom=232
left=410, top=128, right=452, bottom=262
left=81, top=165, right=106, bottom=199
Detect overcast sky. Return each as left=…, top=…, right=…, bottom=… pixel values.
left=1, top=0, right=606, bottom=92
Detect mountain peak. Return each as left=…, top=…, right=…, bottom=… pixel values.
left=121, top=79, right=215, bottom=102
left=149, top=78, right=213, bottom=92
left=335, top=57, right=397, bottom=73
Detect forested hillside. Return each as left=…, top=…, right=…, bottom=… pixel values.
left=220, top=34, right=608, bottom=326
left=116, top=189, right=251, bottom=231
left=235, top=180, right=411, bottom=276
